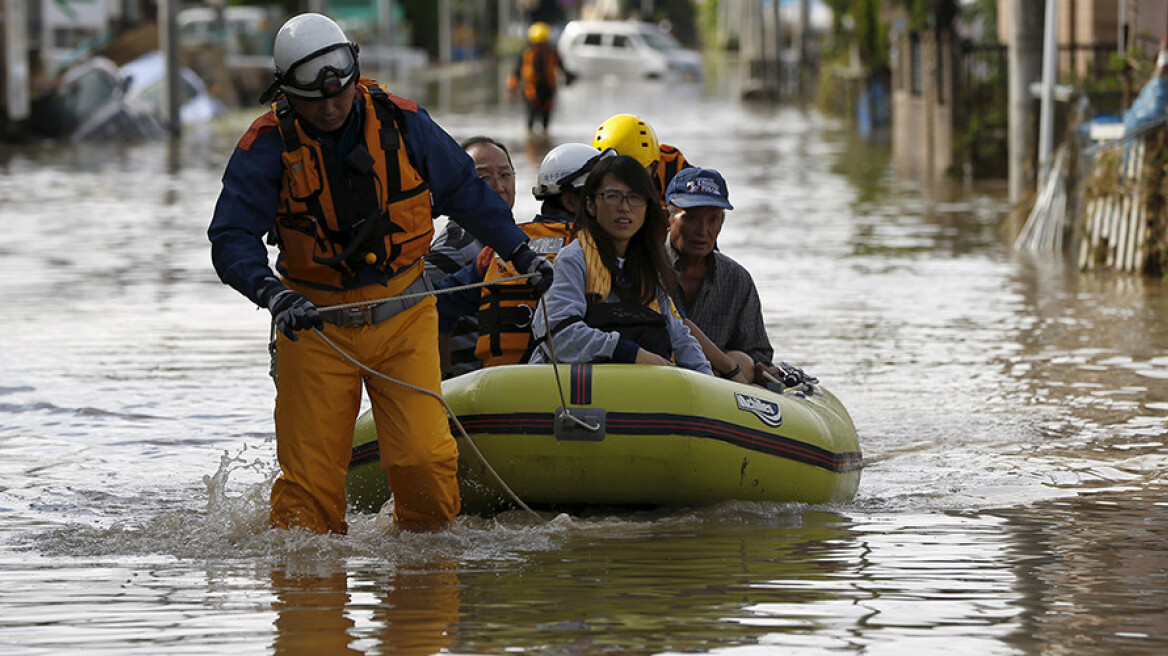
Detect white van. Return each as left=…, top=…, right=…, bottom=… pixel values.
left=178, top=6, right=272, bottom=56
left=557, top=21, right=702, bottom=81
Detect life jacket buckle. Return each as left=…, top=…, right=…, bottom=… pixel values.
left=515, top=304, right=535, bottom=329
left=335, top=306, right=374, bottom=327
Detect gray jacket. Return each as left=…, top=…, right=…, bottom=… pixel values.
left=530, top=240, right=712, bottom=374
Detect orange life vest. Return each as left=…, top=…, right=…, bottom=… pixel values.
left=518, top=43, right=560, bottom=101
left=475, top=219, right=575, bottom=366
left=655, top=143, right=690, bottom=202
left=271, top=81, right=433, bottom=290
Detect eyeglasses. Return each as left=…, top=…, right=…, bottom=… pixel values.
left=594, top=190, right=648, bottom=208
left=479, top=169, right=515, bottom=185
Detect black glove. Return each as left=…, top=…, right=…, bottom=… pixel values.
left=508, top=242, right=554, bottom=296
left=259, top=279, right=324, bottom=342
left=564, top=70, right=577, bottom=86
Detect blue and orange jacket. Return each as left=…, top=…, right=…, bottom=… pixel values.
left=209, top=80, right=527, bottom=304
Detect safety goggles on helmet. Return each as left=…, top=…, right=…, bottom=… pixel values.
left=260, top=42, right=359, bottom=104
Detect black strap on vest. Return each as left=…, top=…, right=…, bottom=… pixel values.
left=479, top=284, right=536, bottom=357
left=528, top=313, right=580, bottom=361
left=275, top=85, right=419, bottom=284
left=584, top=301, right=672, bottom=361
left=532, top=301, right=672, bottom=363
left=274, top=98, right=326, bottom=239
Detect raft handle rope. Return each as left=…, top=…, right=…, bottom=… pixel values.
left=312, top=272, right=601, bottom=435
left=537, top=300, right=602, bottom=433
left=309, top=325, right=543, bottom=520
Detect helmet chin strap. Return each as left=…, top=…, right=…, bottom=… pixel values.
left=258, top=76, right=284, bottom=105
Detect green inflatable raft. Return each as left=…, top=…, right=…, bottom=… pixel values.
left=347, top=364, right=862, bottom=515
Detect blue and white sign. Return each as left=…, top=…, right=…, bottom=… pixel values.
left=735, top=392, right=783, bottom=428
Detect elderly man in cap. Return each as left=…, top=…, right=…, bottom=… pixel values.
left=664, top=167, right=790, bottom=386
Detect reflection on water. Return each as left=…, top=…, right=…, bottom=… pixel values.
left=2, top=65, right=1167, bottom=654
left=270, top=566, right=461, bottom=656
left=996, top=494, right=1168, bottom=653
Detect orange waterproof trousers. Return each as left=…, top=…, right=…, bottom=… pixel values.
left=271, top=268, right=460, bottom=533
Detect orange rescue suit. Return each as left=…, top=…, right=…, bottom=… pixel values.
left=266, top=82, right=457, bottom=534
left=507, top=43, right=562, bottom=104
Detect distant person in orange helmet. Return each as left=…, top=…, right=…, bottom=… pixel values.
left=592, top=113, right=692, bottom=203
left=508, top=22, right=575, bottom=133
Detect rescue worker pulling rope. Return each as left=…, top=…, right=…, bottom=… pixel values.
left=208, top=13, right=553, bottom=534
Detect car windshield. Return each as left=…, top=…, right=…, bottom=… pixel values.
left=640, top=30, right=680, bottom=52
left=69, top=68, right=119, bottom=117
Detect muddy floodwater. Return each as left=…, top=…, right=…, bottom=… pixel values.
left=2, top=66, right=1166, bottom=654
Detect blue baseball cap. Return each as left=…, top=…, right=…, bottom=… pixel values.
left=665, top=167, right=733, bottom=210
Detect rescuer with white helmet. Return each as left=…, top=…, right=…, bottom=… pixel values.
left=208, top=12, right=553, bottom=535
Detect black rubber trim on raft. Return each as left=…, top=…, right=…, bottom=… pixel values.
left=349, top=411, right=863, bottom=473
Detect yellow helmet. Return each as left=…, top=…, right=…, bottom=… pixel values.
left=592, top=114, right=660, bottom=168
left=528, top=22, right=551, bottom=44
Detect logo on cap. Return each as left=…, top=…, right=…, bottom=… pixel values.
left=685, top=177, right=724, bottom=196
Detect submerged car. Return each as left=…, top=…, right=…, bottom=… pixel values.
left=28, top=52, right=226, bottom=141
left=29, top=57, right=165, bottom=141
left=557, top=20, right=703, bottom=81
left=120, top=51, right=228, bottom=126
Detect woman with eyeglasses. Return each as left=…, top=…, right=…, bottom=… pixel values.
left=530, top=155, right=712, bottom=373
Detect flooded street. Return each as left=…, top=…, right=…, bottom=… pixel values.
left=2, top=66, right=1166, bottom=654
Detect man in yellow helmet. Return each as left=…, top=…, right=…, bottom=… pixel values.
left=592, top=113, right=692, bottom=202
left=508, top=22, right=575, bottom=133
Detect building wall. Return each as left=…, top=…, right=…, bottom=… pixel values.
left=997, top=0, right=1167, bottom=62
left=891, top=29, right=956, bottom=181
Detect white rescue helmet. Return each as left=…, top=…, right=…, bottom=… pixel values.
left=533, top=144, right=617, bottom=199
left=264, top=13, right=359, bottom=102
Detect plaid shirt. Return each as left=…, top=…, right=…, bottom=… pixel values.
left=666, top=242, right=774, bottom=365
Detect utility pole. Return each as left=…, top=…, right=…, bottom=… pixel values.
left=1008, top=0, right=1045, bottom=203
left=798, top=0, right=809, bottom=93
left=159, top=0, right=181, bottom=139
left=439, top=0, right=452, bottom=66
left=1037, top=0, right=1058, bottom=189
left=3, top=0, right=30, bottom=127
left=1118, top=0, right=1128, bottom=55
left=772, top=0, right=781, bottom=96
